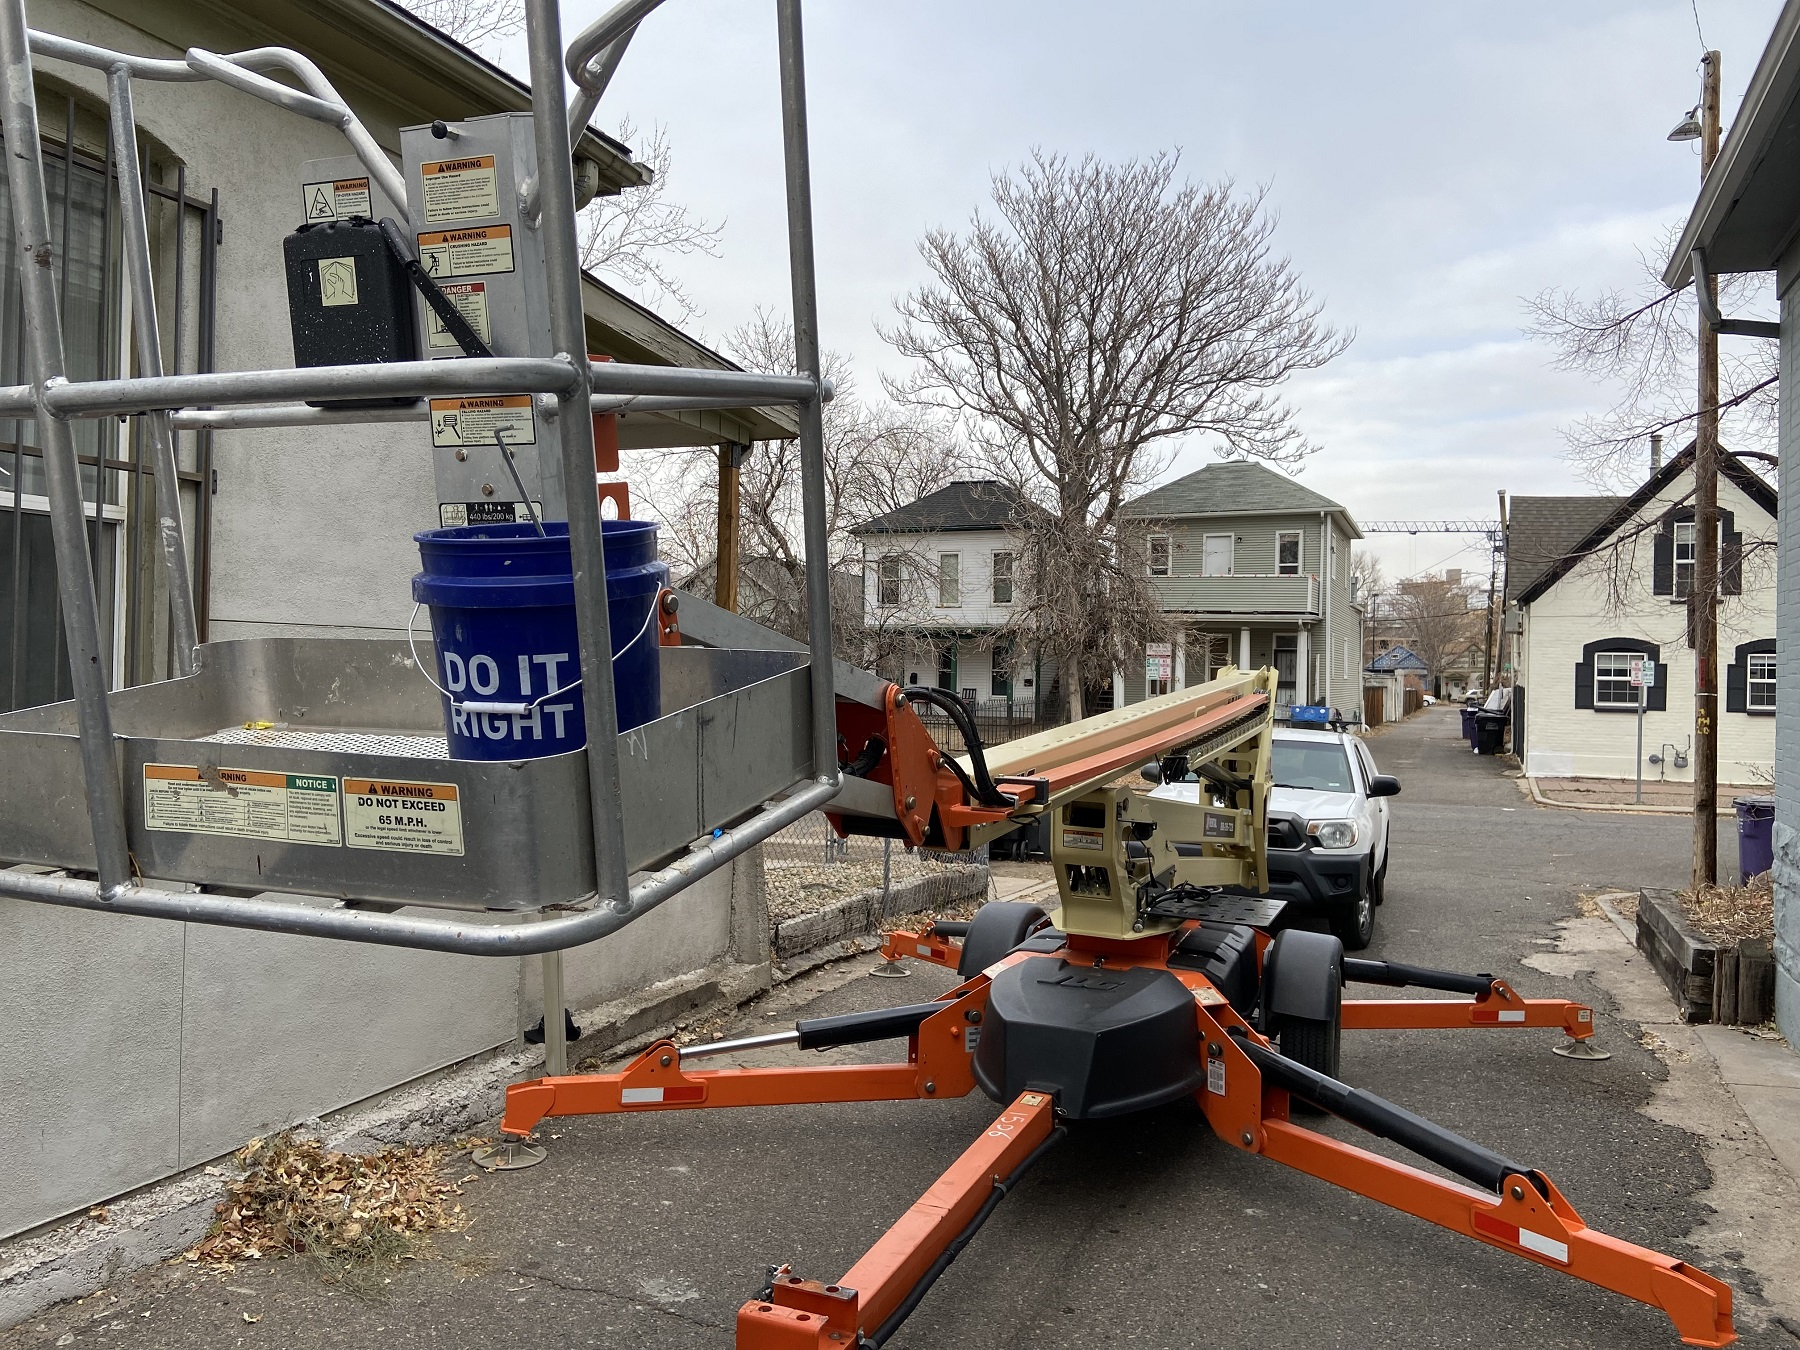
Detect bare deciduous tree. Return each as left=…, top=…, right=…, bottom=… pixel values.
left=636, top=310, right=968, bottom=665
left=396, top=0, right=522, bottom=53
left=579, top=118, right=723, bottom=323
left=1525, top=227, right=1777, bottom=489
left=1380, top=573, right=1484, bottom=696
left=884, top=150, right=1349, bottom=717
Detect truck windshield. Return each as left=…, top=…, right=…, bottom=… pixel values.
left=1272, top=742, right=1355, bottom=793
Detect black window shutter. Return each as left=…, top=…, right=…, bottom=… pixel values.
left=1574, top=660, right=1594, bottom=709
left=1725, top=660, right=1747, bottom=713
left=1652, top=528, right=1674, bottom=596
left=1722, top=528, right=1743, bottom=596
left=1648, top=665, right=1668, bottom=712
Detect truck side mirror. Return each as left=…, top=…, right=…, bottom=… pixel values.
left=1139, top=760, right=1163, bottom=785
left=1367, top=775, right=1401, bottom=798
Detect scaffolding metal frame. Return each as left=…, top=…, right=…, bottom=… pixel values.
left=0, top=0, right=842, bottom=957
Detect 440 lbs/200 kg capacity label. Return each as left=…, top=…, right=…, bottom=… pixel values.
left=343, top=778, right=464, bottom=856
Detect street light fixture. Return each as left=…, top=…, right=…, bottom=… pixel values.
left=1667, top=106, right=1703, bottom=141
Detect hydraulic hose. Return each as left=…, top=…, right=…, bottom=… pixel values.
left=901, top=686, right=1011, bottom=808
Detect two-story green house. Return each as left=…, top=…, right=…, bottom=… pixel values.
left=1118, top=461, right=1366, bottom=714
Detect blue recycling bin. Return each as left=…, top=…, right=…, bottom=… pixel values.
left=1460, top=706, right=1479, bottom=748
left=1734, top=795, right=1775, bottom=881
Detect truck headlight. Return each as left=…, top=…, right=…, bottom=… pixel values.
left=1308, top=820, right=1357, bottom=849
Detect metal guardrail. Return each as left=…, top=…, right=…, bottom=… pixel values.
left=0, top=0, right=842, bottom=957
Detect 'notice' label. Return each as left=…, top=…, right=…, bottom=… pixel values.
left=143, top=764, right=342, bottom=846
left=343, top=778, right=464, bottom=856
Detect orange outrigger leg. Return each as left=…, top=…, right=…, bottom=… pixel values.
left=496, top=939, right=1732, bottom=1348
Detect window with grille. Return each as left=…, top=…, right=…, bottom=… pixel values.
left=876, top=556, right=901, bottom=606
left=1748, top=652, right=1777, bottom=710
left=1147, top=535, right=1170, bottom=577
left=991, top=550, right=1014, bottom=604
left=938, top=553, right=960, bottom=607
left=1593, top=652, right=1638, bottom=708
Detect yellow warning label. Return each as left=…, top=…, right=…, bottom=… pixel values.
left=301, top=177, right=371, bottom=222
left=143, top=764, right=342, bottom=846
left=419, top=155, right=499, bottom=223
left=343, top=778, right=464, bottom=856
left=426, top=281, right=492, bottom=350
left=418, top=225, right=515, bottom=277
left=428, top=394, right=535, bottom=448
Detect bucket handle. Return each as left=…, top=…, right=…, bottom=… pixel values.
left=406, top=597, right=662, bottom=716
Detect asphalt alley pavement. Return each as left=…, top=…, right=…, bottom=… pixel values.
left=6, top=707, right=1790, bottom=1350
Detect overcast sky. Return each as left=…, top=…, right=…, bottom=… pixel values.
left=510, top=0, right=1784, bottom=581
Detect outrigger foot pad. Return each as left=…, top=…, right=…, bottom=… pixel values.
left=471, top=1139, right=548, bottom=1171
left=1552, top=1038, right=1612, bottom=1060
left=869, top=958, right=912, bottom=978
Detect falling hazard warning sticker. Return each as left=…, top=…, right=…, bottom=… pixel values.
left=429, top=394, right=534, bottom=448
left=343, top=778, right=464, bottom=855
left=300, top=177, right=372, bottom=222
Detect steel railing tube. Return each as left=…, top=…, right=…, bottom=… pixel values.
left=0, top=1, right=133, bottom=892
left=524, top=0, right=633, bottom=915
left=776, top=0, right=840, bottom=787
left=564, top=0, right=669, bottom=87
left=0, top=778, right=839, bottom=955
left=41, top=356, right=577, bottom=417
left=107, top=67, right=201, bottom=678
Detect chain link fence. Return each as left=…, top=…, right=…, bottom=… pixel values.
left=764, top=811, right=992, bottom=959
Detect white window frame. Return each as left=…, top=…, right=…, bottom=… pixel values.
left=1146, top=534, right=1171, bottom=577
left=1276, top=530, right=1301, bottom=576
left=1593, top=651, right=1638, bottom=708
left=1748, top=651, right=1777, bottom=710
left=1201, top=532, right=1234, bottom=577
left=991, top=550, right=1015, bottom=605
left=937, top=552, right=960, bottom=607
left=1673, top=520, right=1695, bottom=600
left=876, top=555, right=901, bottom=607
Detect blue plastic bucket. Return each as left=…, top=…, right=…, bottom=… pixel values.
left=412, top=520, right=668, bottom=761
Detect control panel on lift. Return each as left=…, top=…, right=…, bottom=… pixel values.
left=284, top=114, right=561, bottom=527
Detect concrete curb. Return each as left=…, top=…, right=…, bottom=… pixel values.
left=1524, top=775, right=1738, bottom=816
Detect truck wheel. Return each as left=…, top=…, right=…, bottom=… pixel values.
left=956, top=901, right=1050, bottom=978
left=1330, top=885, right=1376, bottom=951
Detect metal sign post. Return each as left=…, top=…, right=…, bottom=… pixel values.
left=1630, top=659, right=1655, bottom=804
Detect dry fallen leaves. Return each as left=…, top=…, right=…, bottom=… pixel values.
left=182, top=1132, right=465, bottom=1271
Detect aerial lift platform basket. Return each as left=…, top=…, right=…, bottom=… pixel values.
left=0, top=1, right=1734, bottom=1346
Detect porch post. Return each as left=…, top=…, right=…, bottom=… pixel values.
left=1296, top=625, right=1310, bottom=703
left=1174, top=628, right=1187, bottom=689
left=1239, top=626, right=1251, bottom=669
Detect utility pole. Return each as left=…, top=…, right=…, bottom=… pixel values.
left=1692, top=50, right=1722, bottom=888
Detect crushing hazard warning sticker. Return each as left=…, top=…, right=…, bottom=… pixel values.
left=300, top=177, right=372, bottom=222
left=419, top=155, right=500, bottom=223
left=429, top=394, right=535, bottom=448
left=417, top=226, right=515, bottom=277
left=143, top=765, right=342, bottom=846
left=343, top=778, right=464, bottom=855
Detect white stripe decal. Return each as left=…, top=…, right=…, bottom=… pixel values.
left=621, top=1087, right=664, bottom=1104
left=1519, top=1228, right=1570, bottom=1263
left=1499, top=1010, right=1526, bottom=1023
left=917, top=944, right=933, bottom=957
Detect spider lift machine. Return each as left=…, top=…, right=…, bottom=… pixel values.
left=0, top=0, right=1734, bottom=1346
